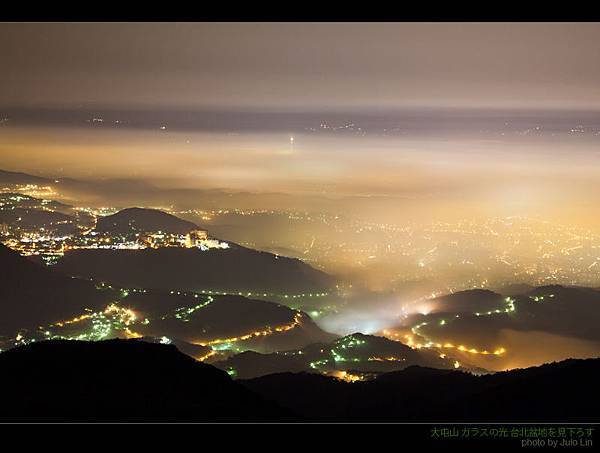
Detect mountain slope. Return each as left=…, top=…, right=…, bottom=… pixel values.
left=94, top=207, right=200, bottom=235
left=0, top=244, right=111, bottom=337
left=432, top=289, right=505, bottom=313
left=0, top=339, right=290, bottom=421
left=55, top=245, right=334, bottom=293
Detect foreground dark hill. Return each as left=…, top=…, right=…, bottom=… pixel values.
left=94, top=207, right=200, bottom=235
left=55, top=244, right=334, bottom=293
left=242, top=357, right=600, bottom=421
left=0, top=244, right=111, bottom=337
left=1, top=339, right=596, bottom=422
left=0, top=339, right=290, bottom=422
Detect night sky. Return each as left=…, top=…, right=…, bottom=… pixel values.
left=1, top=22, right=600, bottom=110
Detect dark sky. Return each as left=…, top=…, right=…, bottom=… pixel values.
left=2, top=22, right=600, bottom=111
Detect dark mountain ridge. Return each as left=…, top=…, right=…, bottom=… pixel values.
left=0, top=339, right=290, bottom=421
left=432, top=288, right=505, bottom=313
left=55, top=244, right=334, bottom=293
left=243, top=357, right=600, bottom=421
left=0, top=339, right=596, bottom=422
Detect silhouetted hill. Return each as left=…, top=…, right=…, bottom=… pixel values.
left=216, top=350, right=309, bottom=378
left=214, top=332, right=456, bottom=379
left=433, top=289, right=504, bottom=313
left=242, top=358, right=600, bottom=421
left=0, top=169, right=51, bottom=185
left=0, top=339, right=290, bottom=421
left=417, top=285, right=600, bottom=350
left=94, top=207, right=200, bottom=235
left=0, top=244, right=111, bottom=338
left=1, top=339, right=597, bottom=422
left=513, top=286, right=600, bottom=341
left=55, top=245, right=334, bottom=293
left=138, top=336, right=213, bottom=361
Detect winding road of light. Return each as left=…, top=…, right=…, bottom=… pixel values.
left=195, top=312, right=304, bottom=347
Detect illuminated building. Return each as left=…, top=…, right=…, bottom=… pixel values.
left=185, top=229, right=208, bottom=248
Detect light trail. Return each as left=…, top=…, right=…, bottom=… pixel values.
left=197, top=350, right=218, bottom=362
left=368, top=356, right=406, bottom=362
left=400, top=332, right=507, bottom=356
left=50, top=313, right=93, bottom=328
left=195, top=312, right=304, bottom=347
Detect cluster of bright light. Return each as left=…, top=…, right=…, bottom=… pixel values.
left=368, top=356, right=406, bottom=362
left=0, top=184, right=57, bottom=198
left=0, top=188, right=238, bottom=262
left=18, top=301, right=146, bottom=346
left=529, top=294, right=555, bottom=302
left=334, top=335, right=366, bottom=349
left=331, top=349, right=362, bottom=363
left=104, top=303, right=137, bottom=326
left=332, top=370, right=363, bottom=383
left=309, top=358, right=329, bottom=369
left=474, top=297, right=516, bottom=316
